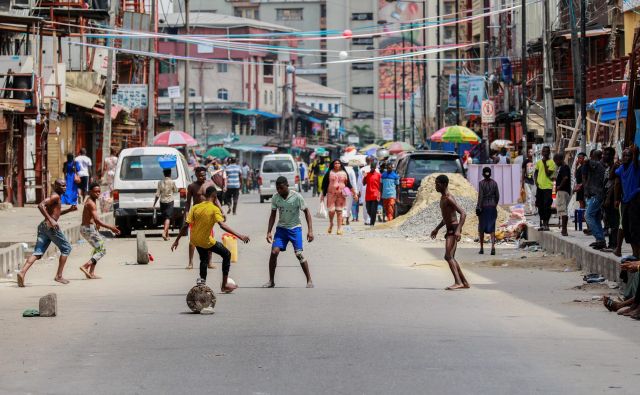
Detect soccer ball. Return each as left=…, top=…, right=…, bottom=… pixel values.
left=186, top=284, right=216, bottom=313
left=224, top=278, right=238, bottom=293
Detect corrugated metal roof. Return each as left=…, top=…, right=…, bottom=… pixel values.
left=160, top=12, right=297, bottom=33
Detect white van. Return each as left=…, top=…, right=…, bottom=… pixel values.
left=259, top=154, right=298, bottom=203
left=112, top=147, right=191, bottom=236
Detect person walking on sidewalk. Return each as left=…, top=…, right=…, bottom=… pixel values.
left=574, top=152, right=588, bottom=229
left=616, top=145, right=640, bottom=258
left=535, top=146, right=556, bottom=231
left=583, top=150, right=607, bottom=250
left=602, top=147, right=620, bottom=251
left=381, top=163, right=400, bottom=222
left=172, top=186, right=250, bottom=291
left=321, top=159, right=355, bottom=235
left=153, top=168, right=178, bottom=241
left=363, top=162, right=382, bottom=226
left=264, top=177, right=314, bottom=288
left=554, top=154, right=572, bottom=236
left=75, top=148, right=92, bottom=204
left=62, top=153, right=80, bottom=205
left=17, top=179, right=77, bottom=287
left=521, top=149, right=536, bottom=215
left=224, top=158, right=243, bottom=215
left=241, top=162, right=251, bottom=194
left=476, top=167, right=499, bottom=255
left=79, top=183, right=121, bottom=280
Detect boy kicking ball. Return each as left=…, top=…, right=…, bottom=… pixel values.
left=264, top=177, right=314, bottom=288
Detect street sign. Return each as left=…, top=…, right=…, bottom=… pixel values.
left=481, top=100, right=495, bottom=124
left=381, top=117, right=394, bottom=140
left=292, top=137, right=307, bottom=148
left=168, top=86, right=181, bottom=99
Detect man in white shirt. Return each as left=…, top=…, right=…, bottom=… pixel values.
left=75, top=148, right=92, bottom=203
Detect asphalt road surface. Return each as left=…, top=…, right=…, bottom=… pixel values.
left=2, top=192, right=640, bottom=394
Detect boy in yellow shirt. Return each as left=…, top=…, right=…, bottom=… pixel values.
left=534, top=146, right=556, bottom=231
left=172, top=186, right=249, bottom=292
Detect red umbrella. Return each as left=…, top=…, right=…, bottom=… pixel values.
left=153, top=130, right=198, bottom=147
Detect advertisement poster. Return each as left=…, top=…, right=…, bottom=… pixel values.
left=113, top=84, right=148, bottom=109
left=377, top=0, right=423, bottom=99
left=447, top=75, right=485, bottom=115
left=381, top=117, right=394, bottom=140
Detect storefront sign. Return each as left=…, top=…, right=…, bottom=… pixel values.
left=168, top=86, right=181, bottom=99
left=448, top=75, right=485, bottom=115
left=292, top=137, right=307, bottom=148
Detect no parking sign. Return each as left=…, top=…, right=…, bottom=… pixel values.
left=481, top=100, right=495, bottom=124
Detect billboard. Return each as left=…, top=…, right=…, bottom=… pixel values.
left=378, top=0, right=423, bottom=99
left=447, top=75, right=485, bottom=115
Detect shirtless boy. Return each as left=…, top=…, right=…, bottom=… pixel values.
left=79, top=183, right=121, bottom=279
left=185, top=166, right=224, bottom=269
left=430, top=174, right=470, bottom=290
left=17, top=179, right=77, bottom=287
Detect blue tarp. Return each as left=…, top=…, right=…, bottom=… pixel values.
left=232, top=109, right=281, bottom=119
left=587, top=96, right=627, bottom=122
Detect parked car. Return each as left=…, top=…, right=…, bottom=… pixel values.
left=258, top=154, right=299, bottom=203
left=112, top=147, right=191, bottom=236
left=394, top=150, right=465, bottom=215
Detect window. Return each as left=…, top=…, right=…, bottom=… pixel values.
left=407, top=155, right=463, bottom=178
left=319, top=103, right=323, bottom=111
left=264, top=91, right=268, bottom=105
left=158, top=89, right=168, bottom=97
left=444, top=26, right=455, bottom=41
left=352, top=62, right=374, bottom=70
left=262, top=160, right=294, bottom=173
left=121, top=156, right=178, bottom=181
left=217, top=88, right=229, bottom=100
left=352, top=87, right=374, bottom=94
left=217, top=63, right=228, bottom=73
left=270, top=91, right=273, bottom=105
left=310, top=103, right=315, bottom=108
left=263, top=62, right=273, bottom=76
left=159, top=59, right=175, bottom=74
left=353, top=112, right=374, bottom=119
left=334, top=104, right=339, bottom=114
left=276, top=8, right=303, bottom=21
left=320, top=76, right=327, bottom=86
left=444, top=3, right=455, bottom=16
left=328, top=104, right=333, bottom=113
left=353, top=38, right=374, bottom=46
left=320, top=4, right=326, bottom=18
left=189, top=88, right=196, bottom=97
left=234, top=7, right=259, bottom=20
left=352, top=13, right=373, bottom=21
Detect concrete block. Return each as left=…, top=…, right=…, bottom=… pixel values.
left=39, top=293, right=57, bottom=317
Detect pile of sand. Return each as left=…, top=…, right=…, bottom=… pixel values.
left=382, top=173, right=509, bottom=238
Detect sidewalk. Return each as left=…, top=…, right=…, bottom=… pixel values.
left=526, top=214, right=631, bottom=283
left=0, top=205, right=113, bottom=277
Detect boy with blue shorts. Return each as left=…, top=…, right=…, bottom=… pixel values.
left=264, top=176, right=315, bottom=288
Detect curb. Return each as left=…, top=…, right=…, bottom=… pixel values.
left=527, top=225, right=619, bottom=282
left=0, top=213, right=114, bottom=278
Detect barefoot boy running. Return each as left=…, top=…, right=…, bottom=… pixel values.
left=264, top=176, right=315, bottom=288
left=79, top=183, right=121, bottom=279
left=172, top=186, right=249, bottom=292
left=430, top=175, right=470, bottom=290
left=17, top=179, right=77, bottom=287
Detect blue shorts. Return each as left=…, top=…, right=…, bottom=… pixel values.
left=33, top=221, right=72, bottom=257
left=272, top=226, right=303, bottom=252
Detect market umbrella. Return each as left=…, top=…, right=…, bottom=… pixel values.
left=153, top=130, right=198, bottom=147
left=430, top=126, right=480, bottom=144
left=359, top=143, right=381, bottom=155
left=385, top=141, right=416, bottom=154
left=490, top=139, right=514, bottom=150
left=205, top=146, right=232, bottom=159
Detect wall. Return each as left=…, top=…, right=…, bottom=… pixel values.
left=47, top=118, right=74, bottom=182
left=624, top=10, right=640, bottom=55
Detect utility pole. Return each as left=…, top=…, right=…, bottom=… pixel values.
left=455, top=0, right=460, bottom=125
left=393, top=50, right=398, bottom=140
left=484, top=0, right=489, bottom=76
left=580, top=0, right=587, bottom=152
left=199, top=63, right=206, bottom=143
left=521, top=0, right=528, bottom=156
left=146, top=0, right=157, bottom=146
left=542, top=0, right=556, bottom=143
left=422, top=1, right=430, bottom=143
left=184, top=0, right=191, bottom=136
left=402, top=31, right=407, bottom=141
left=569, top=0, right=582, bottom=145
left=410, top=23, right=416, bottom=146
left=436, top=0, right=442, bottom=130
left=101, top=1, right=117, bottom=168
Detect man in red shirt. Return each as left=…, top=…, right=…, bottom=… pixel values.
left=363, top=162, right=382, bottom=226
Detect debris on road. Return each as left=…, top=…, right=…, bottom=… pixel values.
left=38, top=293, right=57, bottom=317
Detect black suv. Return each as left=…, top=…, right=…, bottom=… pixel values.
left=394, top=150, right=465, bottom=215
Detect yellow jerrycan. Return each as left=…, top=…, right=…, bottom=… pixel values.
left=222, top=233, right=238, bottom=263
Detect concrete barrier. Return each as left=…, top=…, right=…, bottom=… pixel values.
left=527, top=225, right=619, bottom=282
left=0, top=213, right=114, bottom=278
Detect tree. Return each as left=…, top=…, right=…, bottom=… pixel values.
left=353, top=124, right=375, bottom=144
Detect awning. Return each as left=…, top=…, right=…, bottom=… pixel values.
left=588, top=96, right=627, bottom=122
left=254, top=110, right=281, bottom=119
left=66, top=86, right=100, bottom=109
left=232, top=109, right=281, bottom=118
left=227, top=144, right=277, bottom=153
left=298, top=113, right=325, bottom=123
left=91, top=104, right=124, bottom=119
left=560, top=28, right=611, bottom=40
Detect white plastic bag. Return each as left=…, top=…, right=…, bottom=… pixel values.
left=315, top=200, right=328, bottom=219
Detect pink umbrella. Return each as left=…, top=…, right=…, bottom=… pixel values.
left=153, top=130, right=198, bottom=147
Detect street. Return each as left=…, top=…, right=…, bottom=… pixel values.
left=2, top=192, right=640, bottom=394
